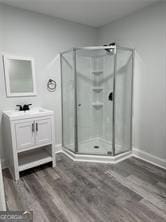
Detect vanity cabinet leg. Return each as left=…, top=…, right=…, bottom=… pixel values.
left=15, top=169, right=20, bottom=181
left=52, top=144, right=56, bottom=168
left=52, top=153, right=56, bottom=168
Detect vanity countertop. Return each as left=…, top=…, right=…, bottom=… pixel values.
left=3, top=107, right=54, bottom=121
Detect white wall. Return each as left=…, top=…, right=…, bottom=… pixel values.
left=98, top=2, right=166, bottom=159
left=0, top=3, right=97, bottom=164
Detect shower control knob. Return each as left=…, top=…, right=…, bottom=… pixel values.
left=78, top=104, right=82, bottom=107
left=108, top=92, right=113, bottom=101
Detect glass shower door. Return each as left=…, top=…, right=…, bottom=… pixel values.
left=61, top=51, right=75, bottom=152
left=114, top=48, right=133, bottom=155
left=76, top=48, right=114, bottom=155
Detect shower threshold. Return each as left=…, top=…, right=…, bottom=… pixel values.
left=62, top=147, right=132, bottom=164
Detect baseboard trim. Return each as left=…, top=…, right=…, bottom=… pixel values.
left=133, top=148, right=166, bottom=170
left=55, top=144, right=63, bottom=153
left=61, top=147, right=166, bottom=170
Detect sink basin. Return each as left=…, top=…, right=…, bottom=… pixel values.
left=10, top=108, right=45, bottom=115
left=3, top=107, right=53, bottom=120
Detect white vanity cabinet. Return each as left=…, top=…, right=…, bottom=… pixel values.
left=15, top=118, right=52, bottom=151
left=3, top=108, right=56, bottom=180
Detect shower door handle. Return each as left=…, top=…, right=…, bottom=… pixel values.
left=108, top=92, right=113, bottom=101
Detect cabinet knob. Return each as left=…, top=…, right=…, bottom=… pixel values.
left=36, top=123, right=38, bottom=132
left=32, top=123, right=35, bottom=132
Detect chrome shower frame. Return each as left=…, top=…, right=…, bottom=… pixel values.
left=60, top=45, right=134, bottom=157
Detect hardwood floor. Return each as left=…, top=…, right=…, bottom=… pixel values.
left=3, top=153, right=166, bottom=222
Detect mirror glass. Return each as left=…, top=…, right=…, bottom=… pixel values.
left=3, top=55, right=36, bottom=97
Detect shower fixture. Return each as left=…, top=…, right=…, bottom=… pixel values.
left=60, top=44, right=134, bottom=163
left=108, top=92, right=113, bottom=101
left=104, top=42, right=116, bottom=54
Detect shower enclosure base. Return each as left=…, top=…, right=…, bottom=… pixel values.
left=62, top=147, right=132, bottom=164
left=63, top=137, right=132, bottom=164
left=65, top=137, right=130, bottom=155
left=78, top=137, right=125, bottom=155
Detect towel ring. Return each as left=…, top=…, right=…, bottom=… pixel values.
left=47, top=79, right=56, bottom=92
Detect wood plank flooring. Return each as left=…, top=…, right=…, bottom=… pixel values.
left=3, top=154, right=166, bottom=222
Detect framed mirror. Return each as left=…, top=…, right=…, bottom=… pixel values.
left=3, top=55, right=37, bottom=97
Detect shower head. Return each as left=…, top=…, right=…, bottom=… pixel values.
left=104, top=42, right=116, bottom=54
left=104, top=44, right=111, bottom=53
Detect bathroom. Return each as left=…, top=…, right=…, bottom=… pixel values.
left=0, top=1, right=166, bottom=221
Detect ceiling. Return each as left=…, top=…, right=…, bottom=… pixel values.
left=0, top=0, right=161, bottom=27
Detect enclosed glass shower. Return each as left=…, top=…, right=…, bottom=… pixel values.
left=61, top=45, right=134, bottom=157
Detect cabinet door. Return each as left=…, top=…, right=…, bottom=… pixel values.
left=15, top=120, right=35, bottom=151
left=35, top=118, right=52, bottom=146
